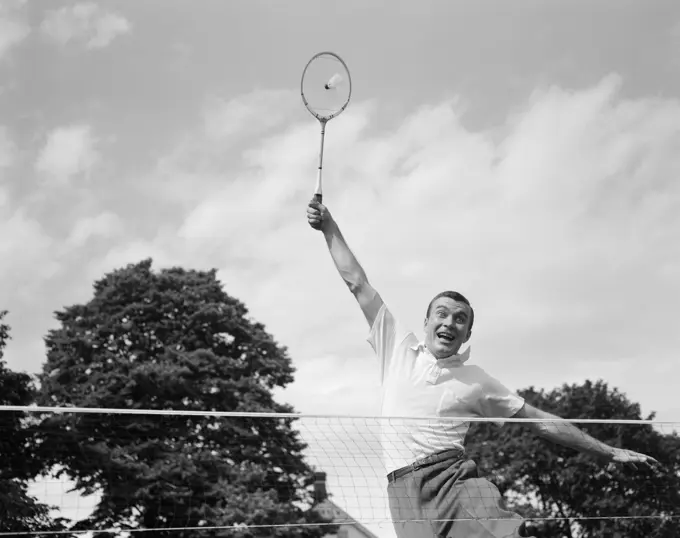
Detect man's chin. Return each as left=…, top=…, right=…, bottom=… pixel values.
left=432, top=343, right=460, bottom=358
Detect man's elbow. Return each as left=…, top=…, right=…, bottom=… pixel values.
left=346, top=279, right=362, bottom=295
left=516, top=404, right=557, bottom=437
left=346, top=274, right=369, bottom=295
left=528, top=420, right=554, bottom=437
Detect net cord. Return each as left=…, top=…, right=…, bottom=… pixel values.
left=1, top=515, right=679, bottom=537
left=0, top=405, right=674, bottom=425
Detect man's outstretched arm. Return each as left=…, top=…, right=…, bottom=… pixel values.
left=514, top=403, right=660, bottom=468
left=307, top=200, right=384, bottom=328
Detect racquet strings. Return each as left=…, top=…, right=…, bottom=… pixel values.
left=302, top=53, right=351, bottom=120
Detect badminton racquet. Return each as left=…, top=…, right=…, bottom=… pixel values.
left=301, top=52, right=352, bottom=204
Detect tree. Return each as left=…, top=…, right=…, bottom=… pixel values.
left=0, top=310, right=68, bottom=535
left=466, top=380, right=680, bottom=538
left=36, top=259, right=335, bottom=537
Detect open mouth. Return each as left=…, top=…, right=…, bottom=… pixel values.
left=437, top=332, right=455, bottom=344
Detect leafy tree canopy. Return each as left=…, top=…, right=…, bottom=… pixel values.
left=0, top=310, right=68, bottom=534
left=37, top=259, right=333, bottom=538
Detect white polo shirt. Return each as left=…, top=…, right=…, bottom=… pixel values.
left=367, top=302, right=525, bottom=473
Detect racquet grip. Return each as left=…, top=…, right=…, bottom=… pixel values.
left=314, top=193, right=323, bottom=203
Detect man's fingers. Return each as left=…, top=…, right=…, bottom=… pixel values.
left=642, top=458, right=661, bottom=472
left=645, top=457, right=661, bottom=470
left=307, top=213, right=322, bottom=229
left=612, top=450, right=661, bottom=472
left=306, top=200, right=326, bottom=231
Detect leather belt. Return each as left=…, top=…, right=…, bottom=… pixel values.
left=386, top=449, right=464, bottom=483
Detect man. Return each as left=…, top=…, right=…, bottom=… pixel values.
left=307, top=199, right=659, bottom=538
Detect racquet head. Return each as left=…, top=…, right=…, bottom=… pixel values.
left=301, top=52, right=352, bottom=123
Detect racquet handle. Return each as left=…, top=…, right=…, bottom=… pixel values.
left=314, top=193, right=323, bottom=203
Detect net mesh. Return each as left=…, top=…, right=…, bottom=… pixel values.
left=2, top=406, right=679, bottom=537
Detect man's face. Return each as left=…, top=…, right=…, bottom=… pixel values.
left=423, top=297, right=472, bottom=359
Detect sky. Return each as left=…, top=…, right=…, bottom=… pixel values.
left=3, top=0, right=680, bottom=536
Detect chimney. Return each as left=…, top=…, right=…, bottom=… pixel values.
left=313, top=472, right=327, bottom=503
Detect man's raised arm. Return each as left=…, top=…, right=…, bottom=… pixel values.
left=307, top=200, right=384, bottom=328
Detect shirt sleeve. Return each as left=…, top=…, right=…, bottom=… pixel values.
left=366, top=302, right=405, bottom=384
left=476, top=369, right=525, bottom=427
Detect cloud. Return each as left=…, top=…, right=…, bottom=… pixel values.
left=203, top=89, right=298, bottom=142
left=66, top=211, right=123, bottom=247
left=104, top=73, right=680, bottom=424
left=35, top=125, right=99, bottom=185
left=0, top=126, right=15, bottom=170
left=0, top=3, right=30, bottom=61
left=0, top=209, right=58, bottom=299
left=135, top=89, right=305, bottom=212
left=0, top=126, right=16, bottom=209
left=41, top=3, right=131, bottom=50
left=0, top=124, right=115, bottom=306
left=0, top=128, right=60, bottom=299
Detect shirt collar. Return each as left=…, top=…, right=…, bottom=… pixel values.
left=410, top=341, right=471, bottom=367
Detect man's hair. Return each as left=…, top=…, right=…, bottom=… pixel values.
left=425, top=291, right=474, bottom=331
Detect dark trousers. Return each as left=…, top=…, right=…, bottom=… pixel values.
left=386, top=449, right=529, bottom=538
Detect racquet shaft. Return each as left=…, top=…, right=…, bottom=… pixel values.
left=315, top=121, right=327, bottom=203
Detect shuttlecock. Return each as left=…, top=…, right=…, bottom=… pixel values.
left=324, top=73, right=343, bottom=90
